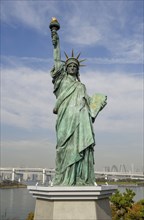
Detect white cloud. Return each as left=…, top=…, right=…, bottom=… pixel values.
left=1, top=57, right=143, bottom=136
left=81, top=70, right=143, bottom=134
left=1, top=57, right=143, bottom=170
left=109, top=39, right=143, bottom=64
left=2, top=56, right=52, bottom=66
left=1, top=1, right=143, bottom=63
left=1, top=66, right=56, bottom=130
left=63, top=1, right=143, bottom=63
left=65, top=16, right=101, bottom=45
left=1, top=1, right=58, bottom=33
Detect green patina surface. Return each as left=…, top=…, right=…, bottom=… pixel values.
left=49, top=18, right=107, bottom=186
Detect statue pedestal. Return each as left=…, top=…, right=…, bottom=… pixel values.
left=28, top=185, right=117, bottom=220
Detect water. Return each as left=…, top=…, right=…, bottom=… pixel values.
left=119, top=186, right=144, bottom=202
left=0, top=186, right=144, bottom=220
left=0, top=188, right=35, bottom=220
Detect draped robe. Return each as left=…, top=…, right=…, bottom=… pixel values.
left=51, top=65, right=107, bottom=186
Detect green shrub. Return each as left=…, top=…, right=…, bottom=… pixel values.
left=26, top=212, right=34, bottom=220
left=125, top=201, right=144, bottom=220
left=110, top=188, right=136, bottom=220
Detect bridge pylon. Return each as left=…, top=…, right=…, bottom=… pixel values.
left=42, top=169, right=46, bottom=184
left=12, top=168, right=15, bottom=181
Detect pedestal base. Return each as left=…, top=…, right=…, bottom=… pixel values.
left=28, top=186, right=117, bottom=220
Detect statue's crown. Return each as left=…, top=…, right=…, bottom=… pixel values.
left=64, top=50, right=86, bottom=68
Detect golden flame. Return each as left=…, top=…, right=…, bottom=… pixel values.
left=51, top=17, right=58, bottom=22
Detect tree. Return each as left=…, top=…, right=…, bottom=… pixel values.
left=125, top=199, right=144, bottom=220
left=110, top=188, right=135, bottom=220
left=25, top=212, right=34, bottom=220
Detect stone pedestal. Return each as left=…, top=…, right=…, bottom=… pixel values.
left=28, top=185, right=117, bottom=220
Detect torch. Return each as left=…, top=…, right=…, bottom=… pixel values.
left=49, top=17, right=60, bottom=47
left=49, top=17, right=60, bottom=31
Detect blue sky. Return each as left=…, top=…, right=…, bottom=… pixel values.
left=1, top=0, right=143, bottom=171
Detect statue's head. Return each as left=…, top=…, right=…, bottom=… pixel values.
left=67, top=62, right=79, bottom=77
left=64, top=50, right=85, bottom=81
left=65, top=57, right=79, bottom=69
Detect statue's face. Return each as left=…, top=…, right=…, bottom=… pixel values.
left=67, top=63, right=78, bottom=76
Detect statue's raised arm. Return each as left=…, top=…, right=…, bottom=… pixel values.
left=49, top=17, right=61, bottom=71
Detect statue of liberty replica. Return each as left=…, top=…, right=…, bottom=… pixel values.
left=49, top=18, right=107, bottom=186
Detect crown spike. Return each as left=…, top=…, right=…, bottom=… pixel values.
left=80, top=64, right=86, bottom=67
left=76, top=52, right=81, bottom=59
left=64, top=50, right=86, bottom=68
left=64, top=51, right=69, bottom=59
left=72, top=49, right=74, bottom=57
left=79, top=59, right=86, bottom=63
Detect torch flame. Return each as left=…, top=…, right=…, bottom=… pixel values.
left=51, top=17, right=58, bottom=22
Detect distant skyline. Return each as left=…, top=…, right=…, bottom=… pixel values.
left=1, top=0, right=143, bottom=170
